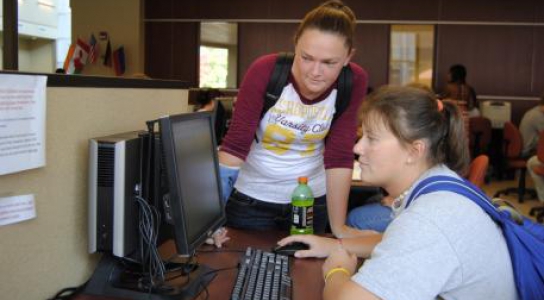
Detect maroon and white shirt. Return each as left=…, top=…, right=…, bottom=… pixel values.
left=221, top=54, right=368, bottom=203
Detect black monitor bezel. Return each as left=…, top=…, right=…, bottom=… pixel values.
left=159, top=111, right=226, bottom=256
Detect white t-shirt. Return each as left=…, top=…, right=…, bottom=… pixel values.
left=352, top=165, right=517, bottom=300
left=234, top=83, right=336, bottom=203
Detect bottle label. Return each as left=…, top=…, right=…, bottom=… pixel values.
left=292, top=206, right=314, bottom=228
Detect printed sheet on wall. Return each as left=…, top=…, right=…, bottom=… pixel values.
left=0, top=74, right=47, bottom=175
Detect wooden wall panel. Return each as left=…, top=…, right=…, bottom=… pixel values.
left=349, top=0, right=440, bottom=21
left=537, top=1, right=544, bottom=22
left=268, top=0, right=321, bottom=19
left=435, top=25, right=534, bottom=96
left=195, top=0, right=272, bottom=19
left=237, top=23, right=297, bottom=84
left=439, top=0, right=537, bottom=22
left=534, top=27, right=544, bottom=95
left=145, top=22, right=199, bottom=86
left=352, top=24, right=389, bottom=89
left=144, top=0, right=174, bottom=19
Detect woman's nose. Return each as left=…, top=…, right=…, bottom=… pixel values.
left=353, top=139, right=363, bottom=155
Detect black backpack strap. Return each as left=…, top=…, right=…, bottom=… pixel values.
left=261, top=52, right=294, bottom=119
left=332, top=65, right=353, bottom=123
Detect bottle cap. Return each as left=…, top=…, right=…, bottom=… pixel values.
left=298, top=176, right=308, bottom=184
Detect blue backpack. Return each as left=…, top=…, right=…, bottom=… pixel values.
left=406, top=175, right=544, bottom=300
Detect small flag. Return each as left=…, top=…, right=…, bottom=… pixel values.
left=63, top=44, right=75, bottom=73
left=113, top=46, right=126, bottom=76
left=89, top=34, right=100, bottom=64
left=73, top=38, right=90, bottom=73
left=103, top=39, right=112, bottom=67
left=63, top=38, right=90, bottom=74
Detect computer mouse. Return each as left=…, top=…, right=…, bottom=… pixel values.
left=272, top=242, right=310, bottom=256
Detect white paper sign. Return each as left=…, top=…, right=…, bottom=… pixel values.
left=0, top=74, right=47, bottom=175
left=0, top=194, right=37, bottom=226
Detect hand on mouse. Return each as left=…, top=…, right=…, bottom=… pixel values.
left=205, top=227, right=230, bottom=248
left=277, top=235, right=338, bottom=258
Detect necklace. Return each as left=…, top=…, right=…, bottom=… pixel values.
left=392, top=190, right=409, bottom=209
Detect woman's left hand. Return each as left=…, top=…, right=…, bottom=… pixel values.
left=322, top=246, right=358, bottom=279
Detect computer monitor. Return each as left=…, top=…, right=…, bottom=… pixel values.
left=84, top=112, right=226, bottom=300
left=158, top=111, right=226, bottom=256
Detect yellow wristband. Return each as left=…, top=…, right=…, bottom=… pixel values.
left=324, top=267, right=351, bottom=283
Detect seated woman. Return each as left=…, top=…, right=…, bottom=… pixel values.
left=278, top=86, right=516, bottom=300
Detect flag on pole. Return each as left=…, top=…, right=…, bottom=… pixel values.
left=89, top=34, right=100, bottom=64
left=103, top=39, right=112, bottom=67
left=63, top=44, right=75, bottom=73
left=72, top=38, right=90, bottom=73
left=63, top=38, right=90, bottom=74
left=113, top=46, right=126, bottom=76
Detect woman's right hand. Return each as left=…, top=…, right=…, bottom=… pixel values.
left=276, top=235, right=339, bottom=258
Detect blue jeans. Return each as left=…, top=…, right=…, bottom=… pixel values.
left=347, top=202, right=393, bottom=233
left=225, top=189, right=328, bottom=234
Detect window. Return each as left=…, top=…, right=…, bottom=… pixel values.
left=1, top=0, right=71, bottom=72
left=389, top=25, right=434, bottom=88
left=199, top=22, right=238, bottom=88
left=199, top=46, right=228, bottom=88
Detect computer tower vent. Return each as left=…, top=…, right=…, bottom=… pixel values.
left=97, top=145, right=115, bottom=187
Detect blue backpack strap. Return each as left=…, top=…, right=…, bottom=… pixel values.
left=406, top=175, right=503, bottom=223
left=407, top=175, right=544, bottom=300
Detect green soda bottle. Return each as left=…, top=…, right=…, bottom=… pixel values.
left=290, top=176, right=314, bottom=235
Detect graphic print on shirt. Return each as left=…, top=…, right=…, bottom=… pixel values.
left=260, top=84, right=336, bottom=157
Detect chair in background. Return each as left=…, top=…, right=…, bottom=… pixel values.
left=467, top=154, right=489, bottom=188
left=468, top=116, right=492, bottom=159
left=529, top=131, right=544, bottom=223
left=212, top=99, right=227, bottom=145
left=493, top=121, right=537, bottom=203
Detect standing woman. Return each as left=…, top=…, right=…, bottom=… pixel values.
left=279, top=86, right=516, bottom=299
left=218, top=0, right=368, bottom=238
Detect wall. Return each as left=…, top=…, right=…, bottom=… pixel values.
left=0, top=77, right=189, bottom=300
left=71, top=0, right=144, bottom=77
left=143, top=0, right=544, bottom=99
left=18, top=38, right=55, bottom=73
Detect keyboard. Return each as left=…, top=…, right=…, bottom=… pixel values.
left=231, top=247, right=292, bottom=300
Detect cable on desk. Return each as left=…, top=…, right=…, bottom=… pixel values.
left=46, top=281, right=87, bottom=300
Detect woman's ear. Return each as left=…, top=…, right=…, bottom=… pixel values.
left=344, top=48, right=356, bottom=66
left=407, top=139, right=427, bottom=164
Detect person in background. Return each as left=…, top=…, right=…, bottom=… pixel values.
left=279, top=86, right=516, bottom=300
left=525, top=94, right=544, bottom=205
left=217, top=0, right=368, bottom=240
left=195, top=88, right=221, bottom=112
left=519, top=95, right=544, bottom=158
left=441, top=64, right=478, bottom=116
left=195, top=88, right=228, bottom=145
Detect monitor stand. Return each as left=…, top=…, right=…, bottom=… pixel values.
left=83, top=254, right=216, bottom=300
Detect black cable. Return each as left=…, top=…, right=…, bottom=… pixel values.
left=46, top=281, right=87, bottom=300
left=134, top=195, right=166, bottom=286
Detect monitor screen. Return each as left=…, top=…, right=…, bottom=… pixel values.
left=159, top=111, right=226, bottom=256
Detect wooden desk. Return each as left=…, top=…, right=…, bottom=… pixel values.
left=77, top=229, right=324, bottom=300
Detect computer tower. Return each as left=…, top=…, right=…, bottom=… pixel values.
left=88, top=131, right=145, bottom=259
